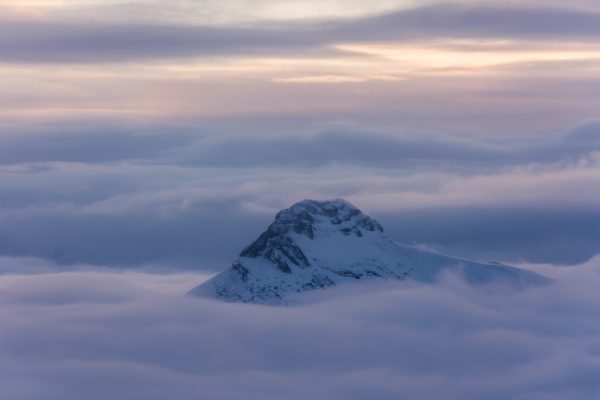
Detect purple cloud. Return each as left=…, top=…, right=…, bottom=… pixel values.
left=1, top=3, right=600, bottom=63
left=0, top=262, right=599, bottom=399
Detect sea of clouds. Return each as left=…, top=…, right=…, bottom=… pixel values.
left=1, top=256, right=599, bottom=400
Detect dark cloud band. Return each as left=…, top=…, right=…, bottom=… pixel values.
left=2, top=4, right=600, bottom=62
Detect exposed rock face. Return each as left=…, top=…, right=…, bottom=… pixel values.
left=238, top=199, right=382, bottom=274
left=189, top=199, right=549, bottom=304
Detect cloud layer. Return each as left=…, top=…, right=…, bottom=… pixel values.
left=1, top=260, right=599, bottom=399
left=1, top=119, right=600, bottom=268
left=3, top=3, right=600, bottom=62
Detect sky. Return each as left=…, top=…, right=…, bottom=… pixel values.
left=1, top=1, right=600, bottom=398
left=1, top=0, right=600, bottom=268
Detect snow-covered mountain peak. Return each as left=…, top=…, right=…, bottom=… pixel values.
left=189, top=199, right=549, bottom=304
left=238, top=199, right=382, bottom=275
left=267, top=198, right=383, bottom=239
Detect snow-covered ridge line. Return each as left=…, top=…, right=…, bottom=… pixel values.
left=189, top=199, right=549, bottom=304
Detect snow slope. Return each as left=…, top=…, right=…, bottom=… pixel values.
left=189, top=199, right=549, bottom=304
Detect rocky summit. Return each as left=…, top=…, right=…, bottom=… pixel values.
left=189, top=199, right=549, bottom=304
